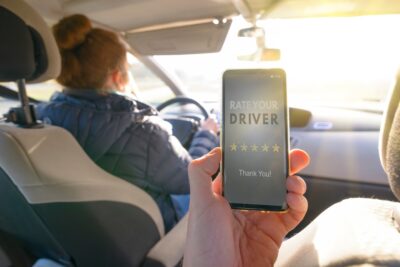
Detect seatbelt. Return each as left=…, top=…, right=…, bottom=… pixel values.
left=0, top=84, right=41, bottom=104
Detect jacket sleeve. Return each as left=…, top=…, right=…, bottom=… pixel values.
left=145, top=118, right=192, bottom=195
left=188, top=130, right=220, bottom=159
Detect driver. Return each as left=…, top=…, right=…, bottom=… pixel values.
left=37, top=14, right=219, bottom=232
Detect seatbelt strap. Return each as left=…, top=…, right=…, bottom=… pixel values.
left=0, top=84, right=41, bottom=104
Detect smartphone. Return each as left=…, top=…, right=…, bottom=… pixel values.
left=222, top=69, right=289, bottom=211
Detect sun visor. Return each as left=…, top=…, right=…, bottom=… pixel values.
left=125, top=19, right=232, bottom=55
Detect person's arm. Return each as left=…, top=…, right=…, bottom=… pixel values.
left=183, top=148, right=310, bottom=267
left=188, top=118, right=220, bottom=159
left=188, top=130, right=219, bottom=159
left=145, top=118, right=192, bottom=195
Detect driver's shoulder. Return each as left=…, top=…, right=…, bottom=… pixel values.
left=126, top=116, right=173, bottom=140
left=145, top=116, right=173, bottom=135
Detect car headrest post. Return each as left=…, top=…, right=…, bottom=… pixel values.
left=3, top=79, right=42, bottom=128
left=17, top=79, right=29, bottom=107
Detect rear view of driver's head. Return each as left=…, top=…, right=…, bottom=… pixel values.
left=52, top=14, right=128, bottom=91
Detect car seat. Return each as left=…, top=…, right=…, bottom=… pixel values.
left=0, top=1, right=186, bottom=266
left=275, top=74, right=400, bottom=266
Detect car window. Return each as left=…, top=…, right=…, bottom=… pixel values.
left=128, top=54, right=174, bottom=105
left=0, top=54, right=174, bottom=106
left=0, top=96, right=18, bottom=116
left=0, top=80, right=62, bottom=102
left=155, top=15, right=400, bottom=111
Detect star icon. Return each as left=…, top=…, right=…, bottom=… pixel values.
left=230, top=143, right=237, bottom=151
left=272, top=144, right=280, bottom=152
left=241, top=144, right=248, bottom=152
left=251, top=144, right=258, bottom=152
left=261, top=144, right=269, bottom=152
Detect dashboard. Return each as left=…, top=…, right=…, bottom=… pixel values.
left=0, top=96, right=389, bottom=187
left=161, top=102, right=387, bottom=186
left=197, top=102, right=393, bottom=233
left=289, top=106, right=387, bottom=186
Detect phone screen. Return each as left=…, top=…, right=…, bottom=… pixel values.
left=222, top=69, right=289, bottom=211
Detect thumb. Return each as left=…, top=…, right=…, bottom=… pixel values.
left=289, top=149, right=310, bottom=175
left=188, top=147, right=221, bottom=202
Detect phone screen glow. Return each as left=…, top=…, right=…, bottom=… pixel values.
left=223, top=70, right=288, bottom=209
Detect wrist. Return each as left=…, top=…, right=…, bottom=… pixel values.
left=205, top=129, right=217, bottom=136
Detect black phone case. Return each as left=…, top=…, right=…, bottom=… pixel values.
left=221, top=69, right=289, bottom=211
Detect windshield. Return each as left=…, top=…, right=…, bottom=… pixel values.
left=155, top=15, right=400, bottom=110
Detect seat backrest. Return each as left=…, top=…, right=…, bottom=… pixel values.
left=0, top=1, right=166, bottom=266
left=0, top=128, right=70, bottom=265
left=380, top=70, right=400, bottom=201
left=0, top=124, right=164, bottom=266
left=276, top=69, right=400, bottom=267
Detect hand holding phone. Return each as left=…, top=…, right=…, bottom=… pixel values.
left=222, top=69, right=289, bottom=211
left=184, top=148, right=309, bottom=267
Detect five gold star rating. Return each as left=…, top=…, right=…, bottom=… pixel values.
left=230, top=143, right=238, bottom=151
left=240, top=144, right=247, bottom=151
left=229, top=143, right=280, bottom=152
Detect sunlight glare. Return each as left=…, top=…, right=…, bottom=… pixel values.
left=155, top=14, right=400, bottom=106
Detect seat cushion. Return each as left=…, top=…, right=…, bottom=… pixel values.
left=276, top=198, right=400, bottom=267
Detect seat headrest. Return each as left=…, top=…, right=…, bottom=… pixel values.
left=379, top=70, right=400, bottom=200
left=0, top=6, right=35, bottom=81
left=0, top=0, right=61, bottom=83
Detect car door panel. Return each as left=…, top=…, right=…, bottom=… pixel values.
left=289, top=108, right=396, bottom=234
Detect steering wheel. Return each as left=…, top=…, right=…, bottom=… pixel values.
left=156, top=96, right=210, bottom=148
left=157, top=96, right=209, bottom=119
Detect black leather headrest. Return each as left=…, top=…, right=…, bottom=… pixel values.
left=0, top=6, right=48, bottom=82
left=28, top=26, right=48, bottom=81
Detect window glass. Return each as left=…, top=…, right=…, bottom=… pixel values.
left=0, top=53, right=174, bottom=106
left=128, top=54, right=174, bottom=105
left=155, top=15, right=400, bottom=111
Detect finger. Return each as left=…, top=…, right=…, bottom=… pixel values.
left=287, top=192, right=308, bottom=220
left=211, top=173, right=222, bottom=195
left=286, top=175, right=307, bottom=195
left=209, top=113, right=217, bottom=119
left=188, top=147, right=222, bottom=201
left=289, top=149, right=310, bottom=175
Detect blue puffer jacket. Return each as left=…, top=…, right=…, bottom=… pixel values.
left=37, top=89, right=219, bottom=231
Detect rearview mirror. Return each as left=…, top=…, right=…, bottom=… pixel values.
left=261, top=48, right=280, bottom=61
left=237, top=26, right=281, bottom=61
left=238, top=26, right=265, bottom=38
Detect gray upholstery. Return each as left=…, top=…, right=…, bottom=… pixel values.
left=0, top=123, right=188, bottom=266
left=146, top=215, right=188, bottom=267
left=386, top=107, right=400, bottom=200
left=0, top=124, right=163, bottom=266
left=0, top=125, right=164, bottom=235
left=276, top=198, right=400, bottom=267
left=277, top=70, right=400, bottom=266
left=380, top=70, right=400, bottom=200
